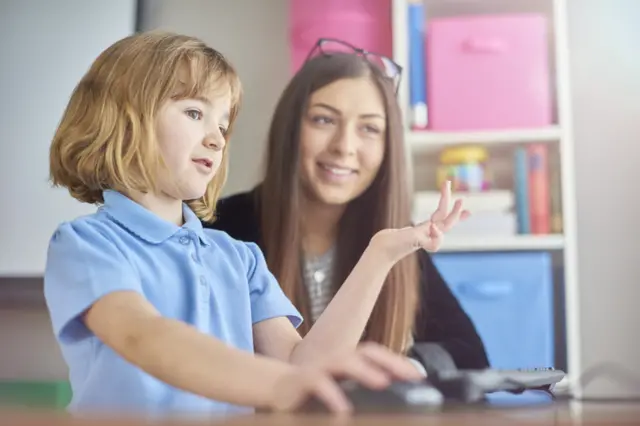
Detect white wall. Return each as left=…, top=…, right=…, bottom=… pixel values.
left=138, top=0, right=290, bottom=196
left=0, top=0, right=136, bottom=276
left=1, top=0, right=639, bottom=393
left=567, top=0, right=640, bottom=398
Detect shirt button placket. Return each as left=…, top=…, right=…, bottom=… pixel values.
left=199, top=275, right=209, bottom=306
left=182, top=232, right=200, bottom=264
left=197, top=274, right=210, bottom=333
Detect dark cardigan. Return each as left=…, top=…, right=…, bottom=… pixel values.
left=203, top=187, right=490, bottom=369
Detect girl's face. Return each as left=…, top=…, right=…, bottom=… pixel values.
left=154, top=85, right=231, bottom=201
left=299, top=77, right=386, bottom=207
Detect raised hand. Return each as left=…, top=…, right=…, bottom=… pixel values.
left=370, top=180, right=469, bottom=263
left=429, top=180, right=471, bottom=233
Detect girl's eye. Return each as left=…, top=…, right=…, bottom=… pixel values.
left=219, top=126, right=228, bottom=136
left=185, top=109, right=203, bottom=120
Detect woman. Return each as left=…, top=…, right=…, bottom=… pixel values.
left=205, top=39, right=490, bottom=369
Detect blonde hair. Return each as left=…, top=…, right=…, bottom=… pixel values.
left=49, top=30, right=242, bottom=221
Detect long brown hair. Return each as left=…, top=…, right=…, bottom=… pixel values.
left=49, top=30, right=242, bottom=221
left=260, top=53, right=420, bottom=354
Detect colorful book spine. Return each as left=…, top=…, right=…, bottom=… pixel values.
left=408, top=0, right=428, bottom=130
left=514, top=147, right=531, bottom=234
left=527, top=144, right=551, bottom=234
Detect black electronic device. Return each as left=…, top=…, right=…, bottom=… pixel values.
left=407, top=343, right=565, bottom=400
left=298, top=379, right=444, bottom=413
left=298, top=343, right=566, bottom=413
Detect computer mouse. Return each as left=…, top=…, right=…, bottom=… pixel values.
left=297, top=379, right=444, bottom=414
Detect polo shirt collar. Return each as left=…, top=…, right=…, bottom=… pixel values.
left=101, top=190, right=209, bottom=246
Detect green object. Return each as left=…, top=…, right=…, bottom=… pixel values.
left=0, top=380, right=71, bottom=409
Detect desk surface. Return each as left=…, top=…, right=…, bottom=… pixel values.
left=2, top=402, right=639, bottom=425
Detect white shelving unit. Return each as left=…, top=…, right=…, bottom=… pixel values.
left=391, top=0, right=581, bottom=397
left=407, top=125, right=562, bottom=152
left=440, top=234, right=564, bottom=252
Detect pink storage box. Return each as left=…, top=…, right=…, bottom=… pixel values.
left=289, top=0, right=392, bottom=74
left=426, top=14, right=552, bottom=131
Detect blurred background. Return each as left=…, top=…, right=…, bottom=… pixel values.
left=0, top=0, right=638, bottom=409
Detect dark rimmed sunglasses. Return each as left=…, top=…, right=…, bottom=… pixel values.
left=304, top=38, right=403, bottom=94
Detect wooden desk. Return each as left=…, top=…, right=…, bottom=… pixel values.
left=2, top=402, right=639, bottom=426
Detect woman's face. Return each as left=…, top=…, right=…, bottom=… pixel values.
left=299, top=77, right=386, bottom=207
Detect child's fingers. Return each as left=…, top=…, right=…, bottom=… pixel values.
left=301, top=372, right=352, bottom=414
left=356, top=343, right=425, bottom=381
left=326, top=355, right=391, bottom=390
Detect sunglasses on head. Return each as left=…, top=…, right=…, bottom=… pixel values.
left=304, top=38, right=403, bottom=94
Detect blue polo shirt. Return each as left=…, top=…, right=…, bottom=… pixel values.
left=43, top=190, right=303, bottom=416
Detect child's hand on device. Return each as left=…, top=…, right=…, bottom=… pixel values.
left=370, top=180, right=469, bottom=264
left=269, top=342, right=424, bottom=413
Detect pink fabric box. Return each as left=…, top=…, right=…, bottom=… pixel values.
left=426, top=14, right=552, bottom=131
left=289, top=0, right=392, bottom=74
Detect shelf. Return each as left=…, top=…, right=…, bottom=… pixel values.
left=439, top=234, right=565, bottom=252
left=407, top=126, right=562, bottom=152
left=392, top=0, right=579, bottom=396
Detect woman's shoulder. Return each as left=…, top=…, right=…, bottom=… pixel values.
left=204, top=186, right=262, bottom=245
left=216, top=188, right=258, bottom=215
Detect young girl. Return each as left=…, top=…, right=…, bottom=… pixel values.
left=44, top=31, right=458, bottom=417
left=208, top=39, right=489, bottom=368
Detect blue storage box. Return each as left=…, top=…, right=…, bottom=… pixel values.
left=432, top=252, right=554, bottom=370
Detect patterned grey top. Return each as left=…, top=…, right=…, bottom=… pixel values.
left=302, top=246, right=336, bottom=322
left=302, top=246, right=415, bottom=352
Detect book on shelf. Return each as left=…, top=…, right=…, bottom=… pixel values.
left=514, top=144, right=563, bottom=235
left=413, top=142, right=562, bottom=238
left=408, top=0, right=428, bottom=130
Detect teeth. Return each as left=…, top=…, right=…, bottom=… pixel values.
left=322, top=164, right=352, bottom=175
